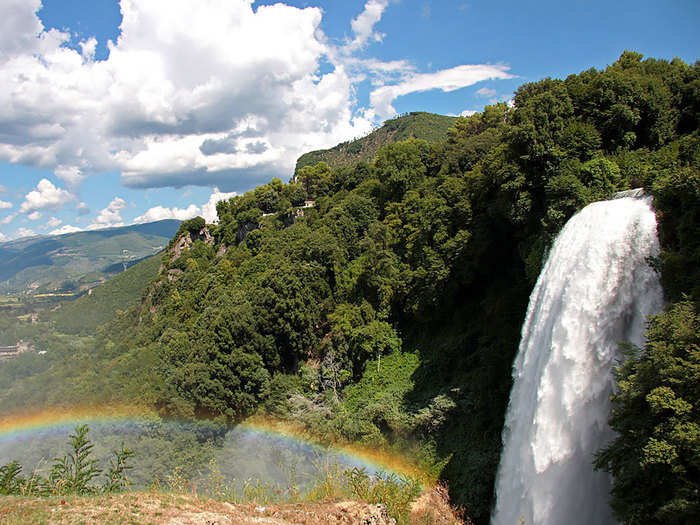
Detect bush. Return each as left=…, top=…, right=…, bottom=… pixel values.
left=0, top=425, right=135, bottom=496
left=595, top=301, right=700, bottom=524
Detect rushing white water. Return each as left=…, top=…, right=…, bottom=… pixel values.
left=492, top=194, right=664, bottom=525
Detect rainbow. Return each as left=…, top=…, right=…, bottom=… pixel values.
left=240, top=416, right=432, bottom=482
left=0, top=405, right=431, bottom=483
left=0, top=404, right=160, bottom=443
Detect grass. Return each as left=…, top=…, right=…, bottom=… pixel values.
left=0, top=493, right=218, bottom=525
left=49, top=254, right=162, bottom=334
left=0, top=472, right=454, bottom=525
left=2, top=458, right=426, bottom=524
left=182, top=457, right=423, bottom=523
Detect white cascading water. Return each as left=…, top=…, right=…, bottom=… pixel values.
left=492, top=193, right=664, bottom=525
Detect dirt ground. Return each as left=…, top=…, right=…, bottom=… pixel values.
left=0, top=489, right=465, bottom=524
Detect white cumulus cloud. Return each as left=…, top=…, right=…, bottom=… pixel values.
left=200, top=188, right=238, bottom=223
left=1, top=213, right=17, bottom=225
left=0, top=0, right=373, bottom=192
left=475, top=87, right=497, bottom=97
left=133, top=187, right=237, bottom=224
left=46, top=216, right=62, bottom=228
left=93, top=197, right=127, bottom=228
left=27, top=211, right=41, bottom=220
left=19, top=179, right=75, bottom=213
left=133, top=204, right=200, bottom=224
left=15, top=227, right=35, bottom=239
left=50, top=224, right=83, bottom=235
left=0, top=0, right=517, bottom=194
left=347, top=0, right=389, bottom=52
left=0, top=200, right=11, bottom=209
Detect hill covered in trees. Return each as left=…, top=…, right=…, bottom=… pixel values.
left=1, top=52, right=698, bottom=524
left=48, top=254, right=162, bottom=335
left=295, top=112, right=457, bottom=174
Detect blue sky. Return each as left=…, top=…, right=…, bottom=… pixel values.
left=0, top=0, right=698, bottom=242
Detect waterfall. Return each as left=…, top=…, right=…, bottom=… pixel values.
left=492, top=194, right=664, bottom=525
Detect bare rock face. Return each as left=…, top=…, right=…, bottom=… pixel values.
left=199, top=226, right=214, bottom=246
left=169, top=227, right=214, bottom=264
left=170, top=232, right=193, bottom=263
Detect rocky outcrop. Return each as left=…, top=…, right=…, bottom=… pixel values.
left=237, top=222, right=258, bottom=243
left=169, top=227, right=214, bottom=263
left=199, top=226, right=214, bottom=245
left=167, top=269, right=183, bottom=282
left=170, top=233, right=193, bottom=263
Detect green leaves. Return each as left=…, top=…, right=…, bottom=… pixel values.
left=49, top=424, right=101, bottom=495
left=374, top=139, right=429, bottom=203
left=595, top=301, right=700, bottom=524
left=1, top=425, right=137, bottom=497
left=103, top=445, right=136, bottom=493
left=0, top=461, right=23, bottom=495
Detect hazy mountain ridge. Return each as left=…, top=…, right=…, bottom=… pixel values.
left=0, top=220, right=181, bottom=295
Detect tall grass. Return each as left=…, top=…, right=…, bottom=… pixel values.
left=191, top=457, right=421, bottom=523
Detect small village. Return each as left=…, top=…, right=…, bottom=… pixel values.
left=0, top=341, right=36, bottom=361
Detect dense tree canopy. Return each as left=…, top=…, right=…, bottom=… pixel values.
left=596, top=301, right=700, bottom=524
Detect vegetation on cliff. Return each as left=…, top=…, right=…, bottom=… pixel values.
left=1, top=51, right=698, bottom=523
left=295, top=112, right=457, bottom=174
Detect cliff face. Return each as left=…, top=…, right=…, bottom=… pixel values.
left=168, top=226, right=214, bottom=264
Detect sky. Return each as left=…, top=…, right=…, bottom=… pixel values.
left=0, top=0, right=698, bottom=242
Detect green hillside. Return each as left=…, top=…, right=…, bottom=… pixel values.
left=1, top=53, right=698, bottom=524
left=0, top=220, right=180, bottom=295
left=295, top=112, right=457, bottom=173
left=48, top=254, right=162, bottom=335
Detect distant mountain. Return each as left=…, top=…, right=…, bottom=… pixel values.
left=0, top=220, right=180, bottom=294
left=295, top=111, right=458, bottom=174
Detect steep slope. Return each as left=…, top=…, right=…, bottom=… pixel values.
left=48, top=254, right=162, bottom=334
left=295, top=112, right=457, bottom=173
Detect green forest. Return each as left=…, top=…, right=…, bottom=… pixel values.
left=1, top=52, right=698, bottom=524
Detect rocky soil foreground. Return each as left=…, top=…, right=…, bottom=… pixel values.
left=0, top=489, right=465, bottom=524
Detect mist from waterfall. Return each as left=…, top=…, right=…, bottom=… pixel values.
left=492, top=194, right=664, bottom=524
